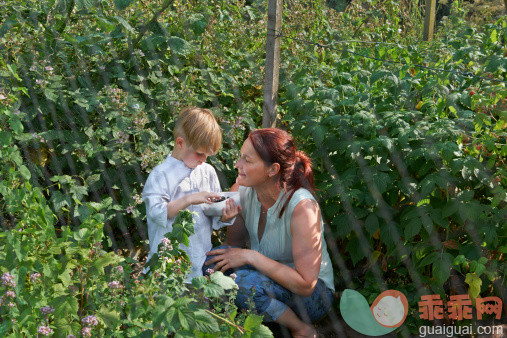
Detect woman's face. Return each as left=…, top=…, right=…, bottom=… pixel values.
left=235, top=138, right=271, bottom=187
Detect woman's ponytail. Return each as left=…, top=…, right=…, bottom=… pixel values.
left=280, top=150, right=315, bottom=217
left=248, top=128, right=316, bottom=218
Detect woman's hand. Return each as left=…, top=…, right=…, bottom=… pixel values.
left=220, top=198, right=241, bottom=223
left=205, top=247, right=255, bottom=272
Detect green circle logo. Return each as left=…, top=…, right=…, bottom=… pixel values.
left=340, top=289, right=409, bottom=336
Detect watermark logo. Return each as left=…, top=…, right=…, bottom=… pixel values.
left=340, top=290, right=503, bottom=336
left=340, top=289, right=408, bottom=336
left=418, top=294, right=502, bottom=320
left=372, top=290, right=409, bottom=328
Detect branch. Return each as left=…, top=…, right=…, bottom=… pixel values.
left=204, top=309, right=245, bottom=334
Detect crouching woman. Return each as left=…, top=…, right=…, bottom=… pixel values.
left=204, top=128, right=334, bottom=338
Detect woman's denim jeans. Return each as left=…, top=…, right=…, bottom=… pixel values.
left=202, top=245, right=333, bottom=322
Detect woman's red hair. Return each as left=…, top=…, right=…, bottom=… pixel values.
left=247, top=128, right=315, bottom=217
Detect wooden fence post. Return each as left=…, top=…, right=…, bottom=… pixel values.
left=423, top=0, right=437, bottom=41
left=262, top=0, right=282, bottom=128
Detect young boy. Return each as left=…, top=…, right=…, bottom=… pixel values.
left=142, top=107, right=240, bottom=281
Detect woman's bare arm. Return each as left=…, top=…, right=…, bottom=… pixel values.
left=252, top=199, right=322, bottom=296
left=207, top=199, right=322, bottom=297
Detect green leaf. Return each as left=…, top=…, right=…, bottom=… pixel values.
left=404, top=217, right=421, bottom=240
left=210, top=271, right=236, bottom=290
left=380, top=221, right=398, bottom=250
left=432, top=253, right=453, bottom=285
left=0, top=131, right=12, bottom=146
left=442, top=199, right=459, bottom=218
left=97, top=307, right=120, bottom=329
left=457, top=190, right=474, bottom=202
left=477, top=257, right=488, bottom=265
left=129, top=297, right=148, bottom=319
left=19, top=165, right=31, bottom=180
left=202, top=282, right=225, bottom=298
left=372, top=172, right=390, bottom=194
left=345, top=236, right=365, bottom=265
left=51, top=191, right=71, bottom=212
left=92, top=252, right=122, bottom=274
left=244, top=314, right=264, bottom=331
left=10, top=116, right=23, bottom=133
left=114, top=16, right=135, bottom=34
left=364, top=213, right=379, bottom=236
left=250, top=324, right=274, bottom=337
left=419, top=252, right=439, bottom=267
left=193, top=310, right=219, bottom=333
left=70, top=184, right=88, bottom=201
left=191, top=276, right=208, bottom=289
left=58, top=266, right=73, bottom=287
left=453, top=255, right=466, bottom=266
left=6, top=64, right=21, bottom=81
left=0, top=321, right=11, bottom=337
left=333, top=213, right=353, bottom=238
left=420, top=176, right=436, bottom=197
left=465, top=273, right=482, bottom=299
left=114, top=0, right=134, bottom=10
left=75, top=0, right=94, bottom=10
left=178, top=310, right=190, bottom=330
left=168, top=36, right=192, bottom=56
left=77, top=205, right=91, bottom=221
left=490, top=29, right=498, bottom=43
left=474, top=263, right=486, bottom=277
left=52, top=295, right=79, bottom=318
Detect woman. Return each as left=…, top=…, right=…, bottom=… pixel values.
left=204, top=128, right=334, bottom=338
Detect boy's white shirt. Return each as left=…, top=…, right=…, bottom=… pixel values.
left=142, top=155, right=233, bottom=282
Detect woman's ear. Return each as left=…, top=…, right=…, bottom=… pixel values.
left=268, top=163, right=281, bottom=177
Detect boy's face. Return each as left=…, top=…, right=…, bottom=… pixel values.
left=178, top=138, right=210, bottom=169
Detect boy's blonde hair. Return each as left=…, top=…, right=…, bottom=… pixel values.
left=173, top=107, right=222, bottom=155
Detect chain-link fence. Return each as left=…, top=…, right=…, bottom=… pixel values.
left=1, top=0, right=505, bottom=336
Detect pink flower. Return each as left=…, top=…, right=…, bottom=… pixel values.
left=82, top=315, right=98, bottom=327
left=30, top=272, right=42, bottom=283
left=81, top=327, right=92, bottom=337
left=108, top=281, right=122, bottom=289
left=5, top=291, right=16, bottom=298
left=113, top=266, right=124, bottom=274
left=38, top=325, right=54, bottom=336
left=206, top=268, right=215, bottom=275
left=1, top=272, right=15, bottom=288
left=40, top=306, right=55, bottom=315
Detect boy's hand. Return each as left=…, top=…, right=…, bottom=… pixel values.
left=187, top=191, right=220, bottom=205
left=220, top=198, right=241, bottom=223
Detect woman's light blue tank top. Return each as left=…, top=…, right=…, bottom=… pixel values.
left=239, top=186, right=335, bottom=291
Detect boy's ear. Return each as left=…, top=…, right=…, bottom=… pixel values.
left=175, top=136, right=185, bottom=149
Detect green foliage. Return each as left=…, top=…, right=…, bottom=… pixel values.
left=279, top=4, right=506, bottom=332
left=0, top=143, right=270, bottom=336
left=0, top=0, right=262, bottom=248
left=0, top=98, right=271, bottom=335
